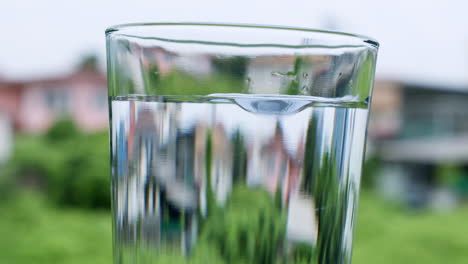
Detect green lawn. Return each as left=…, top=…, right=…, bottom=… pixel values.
left=354, top=192, right=468, bottom=264
left=0, top=192, right=467, bottom=264
left=0, top=193, right=111, bottom=264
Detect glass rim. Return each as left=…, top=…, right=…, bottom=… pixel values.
left=105, top=22, right=379, bottom=49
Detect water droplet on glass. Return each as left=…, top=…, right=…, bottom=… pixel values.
left=271, top=71, right=296, bottom=79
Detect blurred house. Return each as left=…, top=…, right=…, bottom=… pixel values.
left=247, top=56, right=296, bottom=94
left=0, top=62, right=107, bottom=133
left=211, top=124, right=233, bottom=205
left=247, top=123, right=301, bottom=203
left=139, top=47, right=177, bottom=76
left=369, top=80, right=468, bottom=208
left=247, top=55, right=329, bottom=95
left=247, top=54, right=361, bottom=98
left=140, top=46, right=211, bottom=76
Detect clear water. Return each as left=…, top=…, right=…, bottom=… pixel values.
left=110, top=94, right=369, bottom=264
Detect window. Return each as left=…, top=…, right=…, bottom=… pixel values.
left=94, top=88, right=108, bottom=110
left=163, top=53, right=173, bottom=63
left=44, top=89, right=68, bottom=114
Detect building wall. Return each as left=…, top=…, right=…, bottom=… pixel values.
left=402, top=87, right=468, bottom=138
left=70, top=81, right=108, bottom=132
left=368, top=81, right=402, bottom=139
left=13, top=70, right=108, bottom=133
left=17, top=85, right=54, bottom=133
left=0, top=88, right=19, bottom=115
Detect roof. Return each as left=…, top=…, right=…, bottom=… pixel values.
left=380, top=136, right=468, bottom=164
left=0, top=68, right=106, bottom=89
left=377, top=77, right=468, bottom=94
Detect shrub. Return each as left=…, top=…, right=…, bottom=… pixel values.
left=44, top=118, right=79, bottom=143
left=7, top=120, right=110, bottom=209
left=48, top=132, right=110, bottom=209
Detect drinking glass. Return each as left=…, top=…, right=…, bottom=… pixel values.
left=106, top=23, right=378, bottom=264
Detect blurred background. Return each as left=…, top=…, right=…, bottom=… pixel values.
left=1, top=0, right=468, bottom=263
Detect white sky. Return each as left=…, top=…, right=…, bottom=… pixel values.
left=1, top=0, right=468, bottom=87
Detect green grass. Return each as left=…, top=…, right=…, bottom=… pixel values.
left=0, top=192, right=467, bottom=264
left=354, top=192, right=468, bottom=264
left=0, top=193, right=111, bottom=264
